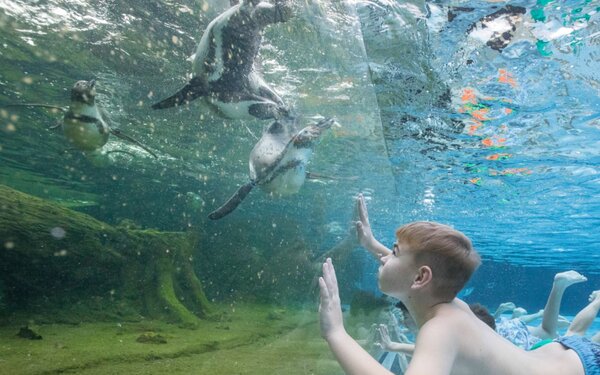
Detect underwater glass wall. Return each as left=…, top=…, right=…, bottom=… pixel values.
left=0, top=0, right=598, bottom=373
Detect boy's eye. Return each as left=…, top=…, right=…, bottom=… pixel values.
left=392, top=243, right=399, bottom=256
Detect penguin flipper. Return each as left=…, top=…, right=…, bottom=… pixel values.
left=208, top=181, right=255, bottom=220
left=4, top=103, right=67, bottom=129
left=151, top=78, right=208, bottom=109
left=99, top=107, right=114, bottom=129
left=109, top=128, right=158, bottom=158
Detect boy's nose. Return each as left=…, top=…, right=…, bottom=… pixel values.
left=379, top=254, right=388, bottom=266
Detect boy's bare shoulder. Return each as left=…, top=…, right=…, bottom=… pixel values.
left=418, top=310, right=462, bottom=340
left=419, top=303, right=473, bottom=340
left=409, top=309, right=464, bottom=374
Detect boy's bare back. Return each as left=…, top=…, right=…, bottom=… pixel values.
left=409, top=299, right=584, bottom=375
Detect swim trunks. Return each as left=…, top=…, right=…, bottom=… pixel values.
left=555, top=336, right=600, bottom=375
left=496, top=317, right=541, bottom=350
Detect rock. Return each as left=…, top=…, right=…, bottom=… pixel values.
left=17, top=326, right=42, bottom=340
left=267, top=309, right=286, bottom=321
left=136, top=332, right=167, bottom=344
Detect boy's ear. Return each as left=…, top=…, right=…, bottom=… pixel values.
left=411, top=265, right=433, bottom=289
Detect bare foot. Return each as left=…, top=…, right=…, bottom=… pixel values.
left=499, top=302, right=516, bottom=311
left=589, top=290, right=600, bottom=303
left=512, top=307, right=527, bottom=317
left=554, top=270, right=587, bottom=288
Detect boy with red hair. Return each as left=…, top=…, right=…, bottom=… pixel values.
left=318, top=195, right=598, bottom=375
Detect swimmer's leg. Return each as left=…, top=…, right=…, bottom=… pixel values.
left=565, top=290, right=600, bottom=337
left=517, top=309, right=544, bottom=324
left=529, top=271, right=587, bottom=339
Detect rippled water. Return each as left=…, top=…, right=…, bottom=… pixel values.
left=353, top=0, right=600, bottom=274
left=0, top=0, right=598, bottom=325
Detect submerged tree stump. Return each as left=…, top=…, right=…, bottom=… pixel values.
left=0, top=184, right=211, bottom=326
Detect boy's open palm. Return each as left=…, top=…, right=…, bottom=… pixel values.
left=319, top=258, right=344, bottom=340
left=356, top=194, right=375, bottom=248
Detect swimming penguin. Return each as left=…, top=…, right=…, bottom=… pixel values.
left=151, top=0, right=293, bottom=120
left=466, top=5, right=527, bottom=52
left=7, top=80, right=157, bottom=158
left=208, top=117, right=334, bottom=220
left=424, top=3, right=474, bottom=33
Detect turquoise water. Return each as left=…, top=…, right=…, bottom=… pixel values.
left=0, top=0, right=599, bottom=373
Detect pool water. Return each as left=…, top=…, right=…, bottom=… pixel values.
left=0, top=0, right=598, bottom=374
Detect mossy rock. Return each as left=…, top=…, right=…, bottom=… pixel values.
left=0, top=184, right=212, bottom=325
left=136, top=331, right=167, bottom=344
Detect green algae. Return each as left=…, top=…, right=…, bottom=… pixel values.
left=0, top=184, right=211, bottom=325
left=0, top=304, right=342, bottom=375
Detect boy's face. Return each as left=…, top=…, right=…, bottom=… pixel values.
left=378, top=241, right=418, bottom=299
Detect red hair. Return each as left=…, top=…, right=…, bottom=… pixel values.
left=396, top=221, right=480, bottom=300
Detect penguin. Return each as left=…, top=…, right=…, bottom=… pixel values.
left=208, top=117, right=334, bottom=220
left=6, top=80, right=157, bottom=158
left=466, top=5, right=527, bottom=52
left=151, top=0, right=293, bottom=121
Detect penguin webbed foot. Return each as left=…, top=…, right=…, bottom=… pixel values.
left=277, top=105, right=296, bottom=121
left=248, top=102, right=294, bottom=121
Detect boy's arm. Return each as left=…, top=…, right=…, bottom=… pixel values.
left=404, top=319, right=457, bottom=375
left=319, top=259, right=393, bottom=375
left=356, top=194, right=392, bottom=259
left=384, top=342, right=415, bottom=355
left=377, top=324, right=415, bottom=355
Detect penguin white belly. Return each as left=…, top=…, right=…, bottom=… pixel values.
left=261, top=163, right=307, bottom=196
left=469, top=17, right=513, bottom=44
left=208, top=96, right=269, bottom=120
left=260, top=148, right=313, bottom=196
left=63, top=119, right=108, bottom=151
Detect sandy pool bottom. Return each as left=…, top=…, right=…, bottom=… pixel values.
left=0, top=304, right=343, bottom=375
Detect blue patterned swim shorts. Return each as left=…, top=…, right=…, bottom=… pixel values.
left=555, top=336, right=600, bottom=375
left=496, top=317, right=540, bottom=350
